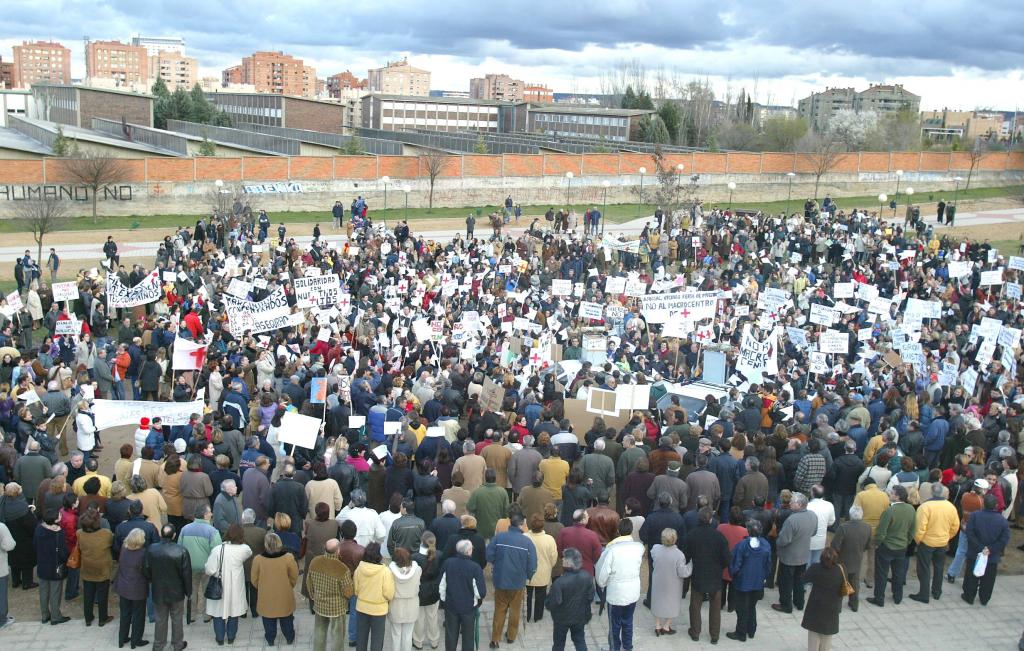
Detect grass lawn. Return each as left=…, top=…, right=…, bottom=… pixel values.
left=5, top=184, right=1020, bottom=233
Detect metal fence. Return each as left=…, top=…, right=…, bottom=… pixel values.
left=165, top=119, right=300, bottom=155
left=92, top=118, right=188, bottom=156
left=245, top=124, right=403, bottom=155
left=356, top=127, right=540, bottom=154
left=7, top=114, right=56, bottom=149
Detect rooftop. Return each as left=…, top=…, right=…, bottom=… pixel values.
left=0, top=127, right=53, bottom=155
left=367, top=93, right=506, bottom=106
left=523, top=103, right=654, bottom=117
left=31, top=82, right=155, bottom=100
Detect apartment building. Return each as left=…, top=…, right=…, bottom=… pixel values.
left=148, top=50, right=197, bottom=90
left=523, top=84, right=554, bottom=103
left=85, top=40, right=149, bottom=88
left=921, top=109, right=1004, bottom=142
left=10, top=40, right=72, bottom=88
left=327, top=70, right=367, bottom=98
left=228, top=51, right=316, bottom=96
left=367, top=58, right=430, bottom=96
left=131, top=35, right=187, bottom=56
left=470, top=73, right=524, bottom=102
left=798, top=83, right=920, bottom=131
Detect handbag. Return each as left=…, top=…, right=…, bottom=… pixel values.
left=204, top=544, right=225, bottom=601
left=838, top=563, right=855, bottom=597
left=54, top=542, right=67, bottom=580
left=67, top=545, right=81, bottom=570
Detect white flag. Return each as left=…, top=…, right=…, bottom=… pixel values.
left=172, top=335, right=207, bottom=370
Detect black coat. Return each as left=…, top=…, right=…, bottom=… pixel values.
left=441, top=527, right=487, bottom=569
left=638, top=508, right=685, bottom=550
left=139, top=360, right=163, bottom=393
left=428, top=514, right=461, bottom=554
left=801, top=563, right=844, bottom=635
left=682, top=523, right=730, bottom=593
left=412, top=549, right=442, bottom=606
left=830, top=454, right=865, bottom=495
left=546, top=568, right=595, bottom=625
left=33, top=524, right=68, bottom=581
left=384, top=467, right=414, bottom=503
left=143, top=540, right=192, bottom=603
left=3, top=504, right=37, bottom=569
left=269, top=478, right=307, bottom=534
left=412, top=472, right=440, bottom=524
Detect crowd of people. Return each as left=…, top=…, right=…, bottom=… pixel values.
left=0, top=184, right=1021, bottom=651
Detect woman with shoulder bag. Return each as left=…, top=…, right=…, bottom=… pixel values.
left=113, top=528, right=149, bottom=648
left=801, top=547, right=846, bottom=651
left=205, top=524, right=253, bottom=645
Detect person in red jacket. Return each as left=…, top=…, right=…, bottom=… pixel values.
left=555, top=510, right=603, bottom=576
left=183, top=307, right=204, bottom=339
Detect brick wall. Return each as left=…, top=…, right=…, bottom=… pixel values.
left=79, top=88, right=153, bottom=128
left=283, top=97, right=344, bottom=134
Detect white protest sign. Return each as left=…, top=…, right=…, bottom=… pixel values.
left=605, top=277, right=626, bottom=294
left=52, top=281, right=78, bottom=302
left=641, top=291, right=719, bottom=324
left=625, top=278, right=647, bottom=297
left=980, top=269, right=1004, bottom=286
left=5, top=291, right=22, bottom=310
left=107, top=271, right=162, bottom=308
left=1007, top=282, right=1022, bottom=300
left=54, top=319, right=80, bottom=336
left=552, top=279, right=572, bottom=296
left=615, top=384, right=651, bottom=411
left=819, top=329, right=850, bottom=354
left=809, top=303, right=838, bottom=327
left=278, top=411, right=322, bottom=449
left=579, top=302, right=604, bottom=320
left=947, top=260, right=972, bottom=278
left=735, top=326, right=778, bottom=384
left=809, top=352, right=830, bottom=374
left=785, top=327, right=809, bottom=349
left=833, top=282, right=854, bottom=299
left=293, top=275, right=341, bottom=307
left=226, top=278, right=253, bottom=298
left=1008, top=256, right=1024, bottom=272
left=93, top=399, right=205, bottom=429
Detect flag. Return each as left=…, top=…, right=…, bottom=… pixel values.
left=172, top=335, right=207, bottom=370
left=693, top=323, right=716, bottom=346
left=309, top=377, right=328, bottom=404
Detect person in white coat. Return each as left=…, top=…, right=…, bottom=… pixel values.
left=75, top=400, right=97, bottom=457
left=595, top=519, right=645, bottom=651
left=336, top=490, right=387, bottom=547
left=205, top=524, right=253, bottom=645
left=807, top=485, right=836, bottom=566
left=0, top=521, right=16, bottom=630
left=387, top=547, right=421, bottom=651
left=26, top=285, right=43, bottom=325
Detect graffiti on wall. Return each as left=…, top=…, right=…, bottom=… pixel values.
left=242, top=182, right=330, bottom=194
left=0, top=184, right=133, bottom=202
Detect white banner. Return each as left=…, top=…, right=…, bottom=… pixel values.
left=293, top=275, right=341, bottom=307
left=601, top=234, right=641, bottom=253
left=93, top=398, right=205, bottom=429
left=736, top=326, right=778, bottom=384
left=641, top=291, right=719, bottom=324
left=52, top=281, right=78, bottom=302
left=107, top=271, right=162, bottom=308
left=819, top=329, right=850, bottom=354
left=230, top=308, right=304, bottom=336
left=223, top=286, right=288, bottom=316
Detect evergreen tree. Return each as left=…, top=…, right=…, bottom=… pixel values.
left=621, top=86, right=637, bottom=109
left=638, top=115, right=670, bottom=144
left=198, top=138, right=217, bottom=156
left=342, top=136, right=362, bottom=155
left=151, top=77, right=170, bottom=99
left=190, top=84, right=214, bottom=123
left=474, top=135, right=488, bottom=154
left=52, top=126, right=71, bottom=156
left=636, top=91, right=655, bottom=111
left=657, top=102, right=682, bottom=143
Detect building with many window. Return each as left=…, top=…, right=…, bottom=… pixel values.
left=130, top=35, right=187, bottom=56
left=205, top=92, right=346, bottom=133
left=361, top=94, right=503, bottom=132
left=148, top=50, right=197, bottom=90
left=224, top=51, right=316, bottom=96
left=920, top=109, right=1004, bottom=143
left=798, top=83, right=920, bottom=131
left=30, top=83, right=154, bottom=128
left=10, top=40, right=72, bottom=88
left=512, top=103, right=652, bottom=141
left=0, top=58, right=13, bottom=89
left=85, top=40, right=149, bottom=89
left=327, top=70, right=367, bottom=98
left=470, top=73, right=524, bottom=102
left=367, top=58, right=430, bottom=96
left=523, top=84, right=554, bottom=104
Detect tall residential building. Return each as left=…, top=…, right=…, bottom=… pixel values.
left=148, top=50, right=197, bottom=90
left=231, top=51, right=315, bottom=96
left=523, top=84, right=554, bottom=104
left=327, top=70, right=367, bottom=98
left=222, top=65, right=243, bottom=86
left=798, top=83, right=920, bottom=131
left=921, top=109, right=1004, bottom=143
left=85, top=39, right=149, bottom=88
left=11, top=40, right=71, bottom=88
left=470, top=73, right=524, bottom=102
left=131, top=35, right=187, bottom=56
left=367, top=58, right=430, bottom=96
left=0, top=58, right=13, bottom=89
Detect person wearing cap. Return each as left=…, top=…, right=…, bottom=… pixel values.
left=647, top=460, right=688, bottom=512
left=135, top=418, right=154, bottom=459
left=910, top=482, right=960, bottom=603
left=961, top=493, right=1010, bottom=605
left=946, top=478, right=988, bottom=583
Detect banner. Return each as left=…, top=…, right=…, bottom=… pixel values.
left=601, top=233, right=641, bottom=253
left=172, top=335, right=207, bottom=370
left=93, top=398, right=205, bottom=429
left=735, top=326, right=778, bottom=385
left=223, top=286, right=288, bottom=316
left=107, top=271, right=162, bottom=308
left=52, top=281, right=78, bottom=302
left=641, top=291, right=719, bottom=324
left=293, top=275, right=341, bottom=307
left=230, top=308, right=304, bottom=335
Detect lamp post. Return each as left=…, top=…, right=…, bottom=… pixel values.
left=785, top=171, right=796, bottom=216
left=727, top=181, right=736, bottom=210
left=892, top=169, right=903, bottom=217
left=676, top=163, right=685, bottom=189
left=565, top=171, right=574, bottom=208
left=953, top=176, right=963, bottom=207
left=402, top=184, right=411, bottom=222
left=214, top=179, right=228, bottom=216
left=381, top=175, right=390, bottom=226
left=877, top=193, right=887, bottom=216
left=905, top=187, right=914, bottom=222
left=638, top=166, right=646, bottom=218
left=601, top=180, right=610, bottom=237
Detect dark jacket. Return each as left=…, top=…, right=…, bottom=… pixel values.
left=682, top=522, right=730, bottom=593
left=801, top=563, right=844, bottom=635
left=428, top=513, right=461, bottom=554
left=638, top=508, right=685, bottom=551
left=269, top=478, right=307, bottom=533
left=114, top=547, right=149, bottom=601
left=546, top=568, right=595, bottom=626
left=412, top=472, right=440, bottom=524
left=830, top=454, right=866, bottom=495
left=486, top=527, right=537, bottom=590
left=33, top=523, right=68, bottom=581
left=729, top=536, right=771, bottom=592
left=440, top=554, right=486, bottom=615
left=440, top=527, right=487, bottom=569
left=114, top=516, right=159, bottom=556
left=143, top=540, right=192, bottom=603
left=965, top=509, right=1011, bottom=564
left=412, top=550, right=441, bottom=606
left=387, top=513, right=426, bottom=557
left=139, top=360, right=163, bottom=393
left=830, top=520, right=872, bottom=575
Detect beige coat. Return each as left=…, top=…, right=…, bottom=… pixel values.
left=128, top=488, right=167, bottom=527
left=251, top=551, right=298, bottom=618
left=305, top=478, right=344, bottom=520
left=525, top=530, right=558, bottom=587
left=387, top=562, right=421, bottom=624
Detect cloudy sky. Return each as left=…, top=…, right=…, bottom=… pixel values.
left=3, top=0, right=1023, bottom=111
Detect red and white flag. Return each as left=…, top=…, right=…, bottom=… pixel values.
left=693, top=323, right=716, bottom=346
left=172, top=335, right=207, bottom=370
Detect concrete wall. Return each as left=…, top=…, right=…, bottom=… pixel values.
left=0, top=151, right=1021, bottom=217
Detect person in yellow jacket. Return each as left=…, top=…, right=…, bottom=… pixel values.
left=853, top=479, right=890, bottom=588
left=353, top=542, right=395, bottom=651
left=909, top=483, right=960, bottom=604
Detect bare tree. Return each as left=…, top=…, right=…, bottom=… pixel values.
left=965, top=142, right=986, bottom=190
left=60, top=153, right=128, bottom=223
left=799, top=134, right=844, bottom=202
left=421, top=151, right=451, bottom=211
left=13, top=198, right=70, bottom=267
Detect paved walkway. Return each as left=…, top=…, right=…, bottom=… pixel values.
left=2, top=571, right=1021, bottom=650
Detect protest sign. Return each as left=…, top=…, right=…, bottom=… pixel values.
left=278, top=411, right=322, bottom=449
left=226, top=278, right=253, bottom=298
left=640, top=291, right=719, bottom=324
left=586, top=388, right=620, bottom=416
left=55, top=319, right=80, bottom=336
left=809, top=352, right=830, bottom=375
left=52, top=282, right=78, bottom=302
left=293, top=275, right=341, bottom=307
left=809, top=303, right=837, bottom=327
left=601, top=234, right=640, bottom=253
left=579, top=302, right=604, bottom=320
left=833, top=282, right=854, bottom=299
left=1008, top=256, right=1024, bottom=272
left=5, top=291, right=22, bottom=310
left=309, top=377, right=328, bottom=404
left=551, top=279, right=571, bottom=296
left=604, top=277, right=626, bottom=294
left=93, top=399, right=205, bottom=429
left=479, top=377, right=504, bottom=412
left=980, top=269, right=1004, bottom=286
left=818, top=329, right=849, bottom=354
left=735, top=326, right=778, bottom=384
left=223, top=286, right=289, bottom=316
left=107, top=271, right=162, bottom=308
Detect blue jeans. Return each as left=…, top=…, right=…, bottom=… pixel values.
left=807, top=548, right=823, bottom=566
left=112, top=380, right=125, bottom=401
left=947, top=530, right=968, bottom=579
left=213, top=616, right=239, bottom=643
left=263, top=614, right=295, bottom=644
left=347, top=595, right=357, bottom=642
left=607, top=602, right=636, bottom=651
left=718, top=499, right=732, bottom=524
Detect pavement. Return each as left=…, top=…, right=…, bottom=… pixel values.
left=1, top=572, right=1021, bottom=650
left=4, top=206, right=1024, bottom=267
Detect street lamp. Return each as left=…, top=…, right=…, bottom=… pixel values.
left=892, top=169, right=903, bottom=217
left=785, top=171, right=796, bottom=216
left=676, top=163, right=685, bottom=189
left=402, top=184, right=411, bottom=222
left=601, top=180, right=610, bottom=237
left=877, top=193, right=888, bottom=215
left=727, top=181, right=736, bottom=210
left=381, top=175, right=390, bottom=226
left=638, top=166, right=646, bottom=218
left=214, top=179, right=224, bottom=189
left=565, top=171, right=574, bottom=208
left=951, top=176, right=964, bottom=226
